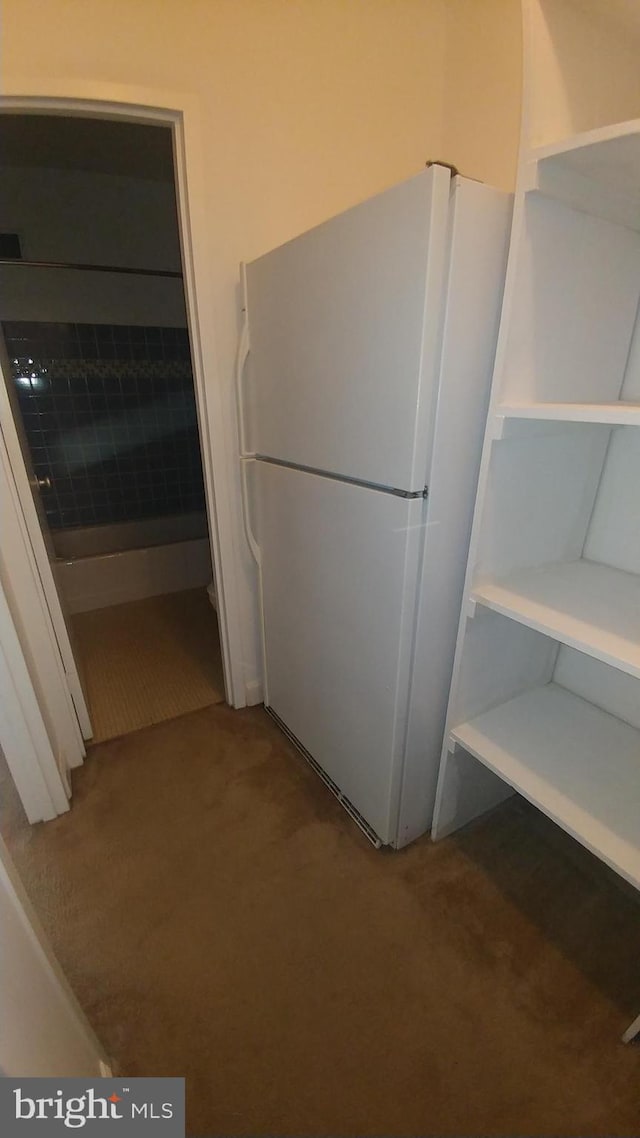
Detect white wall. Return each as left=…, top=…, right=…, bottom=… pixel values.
left=0, top=0, right=524, bottom=699
left=0, top=166, right=186, bottom=325
left=0, top=832, right=107, bottom=1075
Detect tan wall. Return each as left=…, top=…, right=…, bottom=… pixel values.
left=442, top=0, right=522, bottom=192
left=0, top=0, right=447, bottom=291
left=0, top=0, right=523, bottom=692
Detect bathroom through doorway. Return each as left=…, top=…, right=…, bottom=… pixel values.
left=0, top=112, right=227, bottom=749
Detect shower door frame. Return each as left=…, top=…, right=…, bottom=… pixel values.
left=0, top=82, right=250, bottom=815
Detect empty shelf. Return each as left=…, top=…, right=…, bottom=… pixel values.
left=451, top=682, right=640, bottom=888
left=524, top=121, right=640, bottom=230
left=529, top=120, right=640, bottom=194
left=497, top=401, right=640, bottom=427
left=472, top=560, right=640, bottom=680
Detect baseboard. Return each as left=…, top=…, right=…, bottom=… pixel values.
left=245, top=677, right=264, bottom=706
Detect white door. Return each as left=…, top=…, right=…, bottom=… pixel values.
left=257, top=461, right=425, bottom=845
left=0, top=338, right=92, bottom=742
left=245, top=165, right=451, bottom=492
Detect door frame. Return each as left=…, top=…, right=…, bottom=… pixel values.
left=0, top=82, right=248, bottom=764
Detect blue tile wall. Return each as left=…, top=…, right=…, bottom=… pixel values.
left=3, top=321, right=206, bottom=531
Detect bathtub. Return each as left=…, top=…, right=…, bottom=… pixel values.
left=53, top=512, right=214, bottom=614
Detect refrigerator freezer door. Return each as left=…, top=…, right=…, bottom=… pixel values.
left=245, top=166, right=451, bottom=493
left=258, top=460, right=425, bottom=844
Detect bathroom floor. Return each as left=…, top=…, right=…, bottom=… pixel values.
left=72, top=587, right=225, bottom=742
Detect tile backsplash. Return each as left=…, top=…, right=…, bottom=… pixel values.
left=3, top=321, right=206, bottom=531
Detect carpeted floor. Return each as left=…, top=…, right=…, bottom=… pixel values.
left=2, top=703, right=640, bottom=1137
left=72, top=589, right=225, bottom=742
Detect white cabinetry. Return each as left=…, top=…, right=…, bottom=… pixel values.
left=432, top=0, right=640, bottom=1039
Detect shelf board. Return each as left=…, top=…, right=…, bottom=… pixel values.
left=523, top=120, right=640, bottom=230
left=451, top=682, right=640, bottom=889
left=529, top=119, right=640, bottom=190
left=472, top=559, right=640, bottom=680
left=496, top=401, right=640, bottom=427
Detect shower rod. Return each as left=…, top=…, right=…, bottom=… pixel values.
left=0, top=258, right=182, bottom=279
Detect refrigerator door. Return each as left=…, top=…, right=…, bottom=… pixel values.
left=245, top=165, right=451, bottom=493
left=257, top=460, right=425, bottom=844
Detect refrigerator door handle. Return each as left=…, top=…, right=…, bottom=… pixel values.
left=236, top=263, right=261, bottom=566
left=241, top=454, right=269, bottom=702
left=236, top=262, right=253, bottom=461
left=239, top=456, right=261, bottom=567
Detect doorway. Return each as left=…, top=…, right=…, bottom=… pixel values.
left=0, top=112, right=228, bottom=746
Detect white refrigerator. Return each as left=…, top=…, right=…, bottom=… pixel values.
left=238, top=165, right=512, bottom=848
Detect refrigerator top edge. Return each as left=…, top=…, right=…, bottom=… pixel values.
left=244, top=172, right=507, bottom=274
left=246, top=165, right=453, bottom=269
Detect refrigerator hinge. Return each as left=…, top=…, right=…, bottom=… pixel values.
left=422, top=485, right=429, bottom=498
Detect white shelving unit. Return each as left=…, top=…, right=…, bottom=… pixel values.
left=432, top=0, right=640, bottom=1042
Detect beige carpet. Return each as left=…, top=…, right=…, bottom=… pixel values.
left=2, top=703, right=640, bottom=1137
left=73, top=588, right=225, bottom=742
